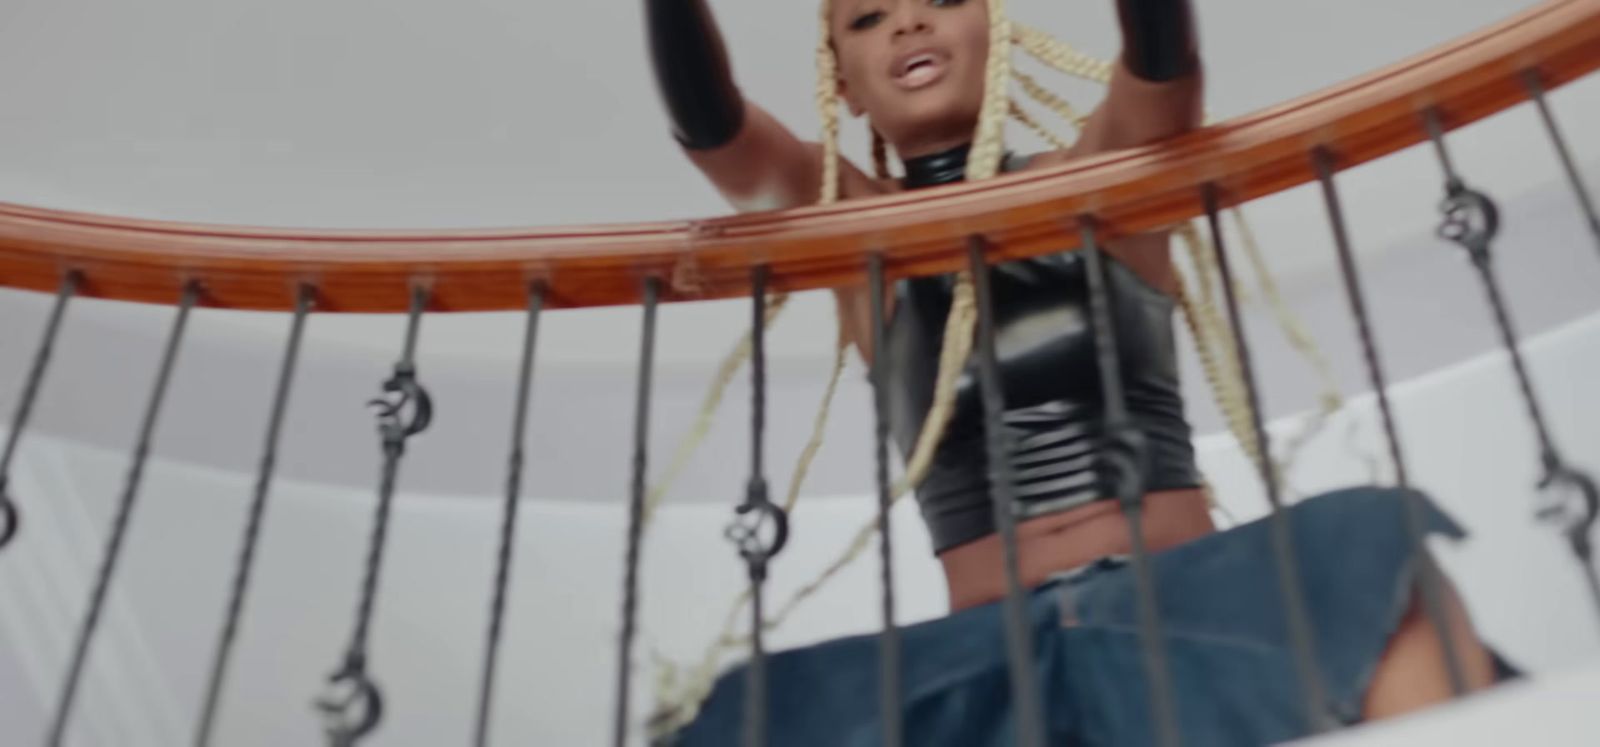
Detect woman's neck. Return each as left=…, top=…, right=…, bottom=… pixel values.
left=900, top=142, right=972, bottom=190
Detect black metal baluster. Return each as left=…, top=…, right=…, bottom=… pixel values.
left=966, top=237, right=1046, bottom=747
left=613, top=277, right=660, bottom=747
left=48, top=279, right=200, bottom=747
left=317, top=285, right=434, bottom=747
left=867, top=253, right=903, bottom=747
left=1313, top=148, right=1471, bottom=695
left=724, top=267, right=789, bottom=747
left=473, top=281, right=545, bottom=747
left=0, top=271, right=79, bottom=554
left=1201, top=186, right=1334, bottom=733
left=1522, top=70, right=1600, bottom=256
left=195, top=283, right=314, bottom=746
left=1076, top=221, right=1181, bottom=747
left=1424, top=109, right=1600, bottom=621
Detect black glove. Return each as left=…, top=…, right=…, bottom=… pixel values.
left=646, top=0, right=746, bottom=150
left=1115, top=0, right=1199, bottom=82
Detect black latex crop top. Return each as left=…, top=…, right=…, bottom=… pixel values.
left=887, top=145, right=1201, bottom=553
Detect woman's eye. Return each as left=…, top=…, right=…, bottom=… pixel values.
left=930, top=0, right=968, bottom=7
left=850, top=11, right=885, bottom=31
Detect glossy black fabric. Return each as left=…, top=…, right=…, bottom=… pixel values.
left=888, top=147, right=1199, bottom=553
left=645, top=0, right=745, bottom=150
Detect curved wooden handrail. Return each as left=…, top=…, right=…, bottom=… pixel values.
left=1, top=0, right=1598, bottom=312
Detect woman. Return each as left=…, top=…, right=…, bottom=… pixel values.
left=645, top=0, right=1499, bottom=744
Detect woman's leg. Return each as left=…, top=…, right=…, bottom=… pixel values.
left=1362, top=580, right=1496, bottom=719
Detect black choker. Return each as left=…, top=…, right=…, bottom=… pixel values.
left=900, top=143, right=972, bottom=190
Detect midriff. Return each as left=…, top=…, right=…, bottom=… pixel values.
left=939, top=487, right=1215, bottom=610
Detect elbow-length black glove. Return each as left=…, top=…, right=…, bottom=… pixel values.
left=1115, top=0, right=1199, bottom=82
left=646, top=0, right=746, bottom=150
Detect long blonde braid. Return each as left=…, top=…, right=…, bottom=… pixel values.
left=1012, top=21, right=1114, bottom=81
left=817, top=0, right=843, bottom=205
left=1012, top=15, right=1274, bottom=477
left=1175, top=224, right=1264, bottom=472
left=1008, top=24, right=1345, bottom=485
left=1229, top=207, right=1344, bottom=482
left=649, top=2, right=1011, bottom=734
left=651, top=3, right=1346, bottom=735
left=1013, top=69, right=1089, bottom=129
left=637, top=0, right=852, bottom=538
left=899, top=0, right=1012, bottom=483
left=1009, top=98, right=1075, bottom=150
left=643, top=0, right=851, bottom=533
left=871, top=128, right=892, bottom=180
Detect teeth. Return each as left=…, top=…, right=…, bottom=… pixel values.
left=901, top=54, right=937, bottom=77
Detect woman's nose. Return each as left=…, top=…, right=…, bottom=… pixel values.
left=892, top=5, right=933, bottom=38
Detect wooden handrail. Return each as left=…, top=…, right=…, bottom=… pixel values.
left=1, top=0, right=1598, bottom=312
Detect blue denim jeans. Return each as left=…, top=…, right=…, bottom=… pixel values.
left=662, top=485, right=1466, bottom=747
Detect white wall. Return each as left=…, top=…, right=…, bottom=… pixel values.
left=3, top=309, right=1598, bottom=746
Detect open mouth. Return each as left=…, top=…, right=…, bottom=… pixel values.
left=892, top=50, right=949, bottom=90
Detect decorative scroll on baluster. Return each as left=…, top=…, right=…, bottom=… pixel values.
left=317, top=285, right=434, bottom=747
left=614, top=278, right=661, bottom=747
left=195, top=283, right=315, bottom=746
left=1522, top=69, right=1600, bottom=255
left=474, top=281, right=545, bottom=747
left=1075, top=221, right=1181, bottom=747
left=867, top=253, right=903, bottom=747
left=1200, top=186, right=1334, bottom=733
left=725, top=266, right=789, bottom=747
left=49, top=279, right=200, bottom=747
left=1312, top=148, right=1471, bottom=696
left=966, top=237, right=1047, bottom=747
left=1424, top=109, right=1600, bottom=620
left=0, top=271, right=79, bottom=553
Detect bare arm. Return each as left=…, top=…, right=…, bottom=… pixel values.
left=645, top=0, right=879, bottom=354
left=1032, top=0, right=1204, bottom=293
left=646, top=0, right=873, bottom=213
left=1070, top=0, right=1204, bottom=154
left=683, top=104, right=829, bottom=214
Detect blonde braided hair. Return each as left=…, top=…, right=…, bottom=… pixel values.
left=650, top=2, right=1003, bottom=735
left=1004, top=23, right=1343, bottom=483
left=817, top=0, right=844, bottom=205
left=1009, top=98, right=1075, bottom=150
left=1013, top=69, right=1088, bottom=130
left=1012, top=21, right=1115, bottom=80
left=649, top=1, right=1345, bottom=735
left=871, top=128, right=892, bottom=180
left=636, top=0, right=848, bottom=537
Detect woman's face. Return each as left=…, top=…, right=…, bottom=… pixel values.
left=828, top=0, right=991, bottom=158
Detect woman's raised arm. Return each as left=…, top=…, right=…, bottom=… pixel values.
left=1052, top=0, right=1205, bottom=160
left=646, top=0, right=849, bottom=213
